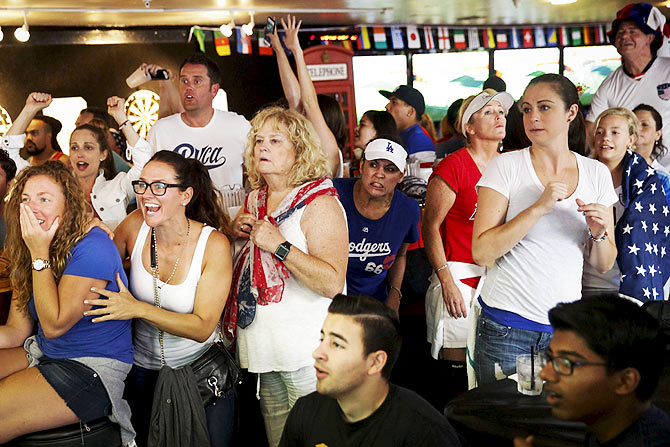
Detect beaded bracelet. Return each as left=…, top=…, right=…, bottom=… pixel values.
left=588, top=229, right=608, bottom=242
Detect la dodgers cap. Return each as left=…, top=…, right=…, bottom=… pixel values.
left=364, top=138, right=408, bottom=172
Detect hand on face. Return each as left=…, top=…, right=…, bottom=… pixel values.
left=20, top=202, right=59, bottom=257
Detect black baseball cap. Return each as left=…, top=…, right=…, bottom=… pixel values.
left=379, top=85, right=425, bottom=117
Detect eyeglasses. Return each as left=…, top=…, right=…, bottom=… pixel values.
left=131, top=180, right=183, bottom=196
left=540, top=351, right=608, bottom=376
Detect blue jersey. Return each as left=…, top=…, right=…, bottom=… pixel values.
left=334, top=178, right=420, bottom=302
left=400, top=123, right=436, bottom=155
left=28, top=227, right=134, bottom=364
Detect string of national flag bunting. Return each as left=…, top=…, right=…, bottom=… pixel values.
left=189, top=24, right=611, bottom=57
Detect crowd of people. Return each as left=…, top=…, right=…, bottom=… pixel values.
left=0, top=2, right=669, bottom=447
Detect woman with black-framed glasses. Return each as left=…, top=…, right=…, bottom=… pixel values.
left=84, top=151, right=236, bottom=447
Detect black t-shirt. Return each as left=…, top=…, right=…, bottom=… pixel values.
left=585, top=405, right=670, bottom=447
left=279, top=384, right=461, bottom=447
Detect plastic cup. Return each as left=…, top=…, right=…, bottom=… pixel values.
left=126, top=66, right=151, bottom=88
left=516, top=354, right=543, bottom=396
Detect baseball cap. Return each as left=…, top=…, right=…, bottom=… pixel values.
left=379, top=85, right=426, bottom=117
left=364, top=138, right=408, bottom=172
left=461, top=91, right=515, bottom=137
left=608, top=3, right=670, bottom=52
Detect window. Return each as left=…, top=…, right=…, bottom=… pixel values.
left=494, top=48, right=560, bottom=100
left=563, top=46, right=621, bottom=106
left=352, top=55, right=407, bottom=121
left=413, top=51, right=490, bottom=121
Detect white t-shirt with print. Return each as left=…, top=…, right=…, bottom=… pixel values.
left=148, top=110, right=251, bottom=190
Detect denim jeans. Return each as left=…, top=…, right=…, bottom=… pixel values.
left=474, top=313, right=553, bottom=386
left=258, top=365, right=316, bottom=447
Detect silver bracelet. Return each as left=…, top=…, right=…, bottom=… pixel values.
left=435, top=263, right=449, bottom=273
left=389, top=285, right=402, bottom=300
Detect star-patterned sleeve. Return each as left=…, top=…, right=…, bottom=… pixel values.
left=615, top=151, right=670, bottom=301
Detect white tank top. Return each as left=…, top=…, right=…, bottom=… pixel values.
left=131, top=222, right=217, bottom=369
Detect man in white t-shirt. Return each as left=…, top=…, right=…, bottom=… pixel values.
left=147, top=53, right=251, bottom=190
left=587, top=3, right=670, bottom=169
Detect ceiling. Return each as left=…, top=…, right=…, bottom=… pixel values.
left=0, top=0, right=668, bottom=29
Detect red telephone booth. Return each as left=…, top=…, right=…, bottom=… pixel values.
left=303, top=46, right=356, bottom=160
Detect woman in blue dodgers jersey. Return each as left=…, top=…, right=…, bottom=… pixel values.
left=333, top=138, right=420, bottom=314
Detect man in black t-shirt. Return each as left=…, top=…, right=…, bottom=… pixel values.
left=515, top=294, right=670, bottom=447
left=279, top=294, right=460, bottom=447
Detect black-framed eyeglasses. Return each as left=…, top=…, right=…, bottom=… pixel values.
left=131, top=180, right=183, bottom=196
left=540, top=351, right=608, bottom=376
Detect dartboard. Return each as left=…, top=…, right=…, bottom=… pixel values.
left=0, top=104, right=12, bottom=136
left=125, top=90, right=160, bottom=140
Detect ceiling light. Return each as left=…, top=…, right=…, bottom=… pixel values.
left=549, top=0, right=577, bottom=4
left=14, top=12, right=29, bottom=42
left=0, top=27, right=3, bottom=42
left=220, top=12, right=235, bottom=37
left=241, top=12, right=254, bottom=36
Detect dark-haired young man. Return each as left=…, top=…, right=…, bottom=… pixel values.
left=280, top=294, right=461, bottom=447
left=146, top=53, right=250, bottom=190
left=515, top=294, right=670, bottom=447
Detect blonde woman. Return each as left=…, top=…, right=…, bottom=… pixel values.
left=423, top=89, right=513, bottom=393
left=227, top=106, right=348, bottom=446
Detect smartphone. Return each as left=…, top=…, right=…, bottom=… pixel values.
left=150, top=69, right=169, bottom=81
left=264, top=17, right=276, bottom=45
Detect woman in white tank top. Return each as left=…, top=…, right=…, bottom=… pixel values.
left=86, top=151, right=234, bottom=447
left=228, top=106, right=348, bottom=446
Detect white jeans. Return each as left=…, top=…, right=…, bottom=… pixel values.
left=258, top=365, right=316, bottom=447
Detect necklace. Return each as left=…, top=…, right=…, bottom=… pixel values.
left=151, top=218, right=191, bottom=289
left=150, top=218, right=191, bottom=367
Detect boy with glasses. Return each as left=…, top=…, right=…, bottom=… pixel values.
left=515, top=294, right=670, bottom=446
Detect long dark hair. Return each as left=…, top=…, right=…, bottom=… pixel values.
left=363, top=110, right=400, bottom=142
left=633, top=104, right=668, bottom=161
left=148, top=151, right=232, bottom=240
left=318, top=94, right=347, bottom=150
left=524, top=74, right=587, bottom=156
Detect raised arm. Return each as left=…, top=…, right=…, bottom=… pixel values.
left=140, top=63, right=184, bottom=119
left=472, top=182, right=568, bottom=266
left=422, top=176, right=468, bottom=318
left=2, top=93, right=53, bottom=173
left=250, top=195, right=348, bottom=298
left=283, top=16, right=342, bottom=177
left=269, top=24, right=301, bottom=110
left=107, top=96, right=140, bottom=147
left=88, top=230, right=233, bottom=343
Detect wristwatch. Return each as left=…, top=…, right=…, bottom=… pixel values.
left=32, top=258, right=52, bottom=271
left=274, top=241, right=292, bottom=261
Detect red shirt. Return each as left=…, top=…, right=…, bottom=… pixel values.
left=430, top=148, right=481, bottom=264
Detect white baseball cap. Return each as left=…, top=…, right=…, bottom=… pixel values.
left=461, top=91, right=515, bottom=137
left=364, top=138, right=408, bottom=172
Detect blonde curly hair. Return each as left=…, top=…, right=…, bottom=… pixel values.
left=5, top=162, right=90, bottom=313
left=245, top=106, right=330, bottom=189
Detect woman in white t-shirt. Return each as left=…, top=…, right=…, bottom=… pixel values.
left=471, top=74, right=618, bottom=385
